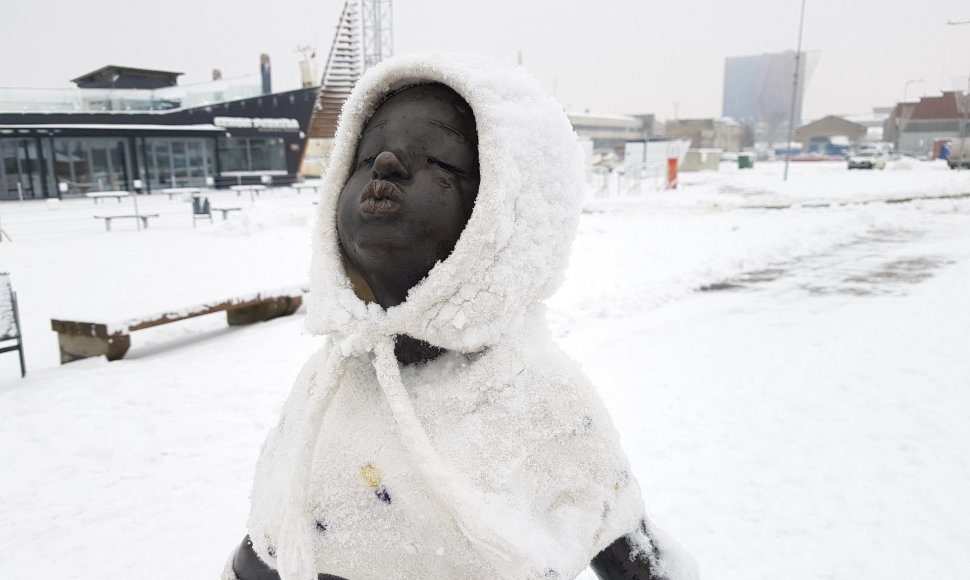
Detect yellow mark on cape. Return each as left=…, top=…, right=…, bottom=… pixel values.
left=360, top=464, right=382, bottom=488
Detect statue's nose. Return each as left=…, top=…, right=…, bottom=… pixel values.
left=372, top=151, right=410, bottom=180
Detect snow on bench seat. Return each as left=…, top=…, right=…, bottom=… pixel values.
left=93, top=213, right=160, bottom=231
left=50, top=290, right=303, bottom=364
left=85, top=191, right=130, bottom=203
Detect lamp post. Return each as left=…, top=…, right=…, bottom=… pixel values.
left=902, top=78, right=924, bottom=102
left=783, top=0, right=807, bottom=182
left=947, top=20, right=970, bottom=165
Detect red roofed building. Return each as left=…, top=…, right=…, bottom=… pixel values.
left=884, top=91, right=970, bottom=156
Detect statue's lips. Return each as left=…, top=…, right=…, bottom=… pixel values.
left=360, top=180, right=403, bottom=217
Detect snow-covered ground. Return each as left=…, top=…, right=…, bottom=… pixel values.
left=1, top=159, right=969, bottom=579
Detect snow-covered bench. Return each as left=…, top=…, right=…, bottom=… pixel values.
left=229, top=185, right=266, bottom=201
left=50, top=292, right=302, bottom=364
left=161, top=187, right=203, bottom=200
left=290, top=181, right=323, bottom=194
left=94, top=213, right=160, bottom=231
left=1, top=272, right=26, bottom=377
left=85, top=191, right=130, bottom=203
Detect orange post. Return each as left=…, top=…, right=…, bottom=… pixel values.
left=666, top=157, right=678, bottom=190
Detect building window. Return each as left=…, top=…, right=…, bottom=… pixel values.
left=2, top=139, right=43, bottom=199
left=145, top=137, right=216, bottom=188
left=218, top=137, right=286, bottom=173
left=51, top=137, right=129, bottom=194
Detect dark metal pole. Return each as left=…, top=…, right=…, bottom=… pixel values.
left=784, top=0, right=807, bottom=182
left=140, top=137, right=152, bottom=194
left=947, top=20, right=970, bottom=161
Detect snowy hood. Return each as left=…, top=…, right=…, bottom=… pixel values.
left=269, top=54, right=589, bottom=580
left=305, top=52, right=585, bottom=353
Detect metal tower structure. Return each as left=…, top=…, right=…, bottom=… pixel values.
left=306, top=0, right=363, bottom=139
left=361, top=0, right=394, bottom=71
left=306, top=0, right=393, bottom=141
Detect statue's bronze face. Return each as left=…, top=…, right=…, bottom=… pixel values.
left=336, top=84, right=479, bottom=307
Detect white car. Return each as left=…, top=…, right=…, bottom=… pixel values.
left=847, top=149, right=887, bottom=170
left=947, top=138, right=970, bottom=169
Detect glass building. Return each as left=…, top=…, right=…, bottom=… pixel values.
left=722, top=51, right=807, bottom=127
left=0, top=66, right=318, bottom=199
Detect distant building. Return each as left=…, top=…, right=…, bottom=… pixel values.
left=0, top=65, right=317, bottom=199
left=842, top=108, right=892, bottom=144
left=793, top=116, right=867, bottom=154
left=567, top=112, right=653, bottom=153
left=663, top=118, right=743, bottom=152
left=884, top=91, right=970, bottom=157
left=722, top=51, right=814, bottom=143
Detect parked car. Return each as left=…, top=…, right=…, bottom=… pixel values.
left=947, top=138, right=970, bottom=169
left=847, top=149, right=887, bottom=170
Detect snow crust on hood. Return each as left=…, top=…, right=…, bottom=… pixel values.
left=305, top=52, right=585, bottom=353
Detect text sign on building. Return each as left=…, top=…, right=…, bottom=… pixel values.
left=214, top=117, right=300, bottom=132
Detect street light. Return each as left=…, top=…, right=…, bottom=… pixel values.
left=903, top=78, right=924, bottom=102
left=946, top=19, right=970, bottom=161
left=783, top=0, right=807, bottom=182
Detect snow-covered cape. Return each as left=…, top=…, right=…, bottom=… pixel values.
left=241, top=53, right=671, bottom=580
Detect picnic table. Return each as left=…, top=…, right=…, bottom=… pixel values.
left=50, top=292, right=303, bottom=363
left=85, top=191, right=130, bottom=203
left=229, top=185, right=266, bottom=201
left=212, top=206, right=243, bottom=220
left=160, top=187, right=202, bottom=200
left=94, top=213, right=160, bottom=231
left=290, top=182, right=323, bottom=194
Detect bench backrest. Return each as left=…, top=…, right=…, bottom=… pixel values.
left=192, top=196, right=211, bottom=216
left=1, top=273, right=18, bottom=341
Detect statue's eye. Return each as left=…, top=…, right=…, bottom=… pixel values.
left=428, top=157, right=465, bottom=176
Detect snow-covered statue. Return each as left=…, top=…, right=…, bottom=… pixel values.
left=226, top=53, right=696, bottom=580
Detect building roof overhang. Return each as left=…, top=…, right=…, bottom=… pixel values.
left=70, top=65, right=184, bottom=85
left=0, top=123, right=225, bottom=136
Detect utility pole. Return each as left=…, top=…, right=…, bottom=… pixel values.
left=783, top=0, right=806, bottom=182
left=946, top=19, right=970, bottom=160
left=902, top=78, right=924, bottom=102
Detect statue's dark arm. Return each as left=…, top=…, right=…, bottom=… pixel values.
left=231, top=536, right=280, bottom=580
left=233, top=525, right=668, bottom=580
left=590, top=522, right=670, bottom=580
left=231, top=536, right=348, bottom=580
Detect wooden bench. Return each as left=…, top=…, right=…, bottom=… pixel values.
left=94, top=213, right=160, bottom=231
left=1, top=272, right=26, bottom=377
left=86, top=191, right=131, bottom=203
left=50, top=293, right=303, bottom=364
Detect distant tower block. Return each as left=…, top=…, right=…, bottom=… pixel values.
left=307, top=0, right=393, bottom=140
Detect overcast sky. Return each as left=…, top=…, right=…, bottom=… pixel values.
left=4, top=0, right=970, bottom=121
